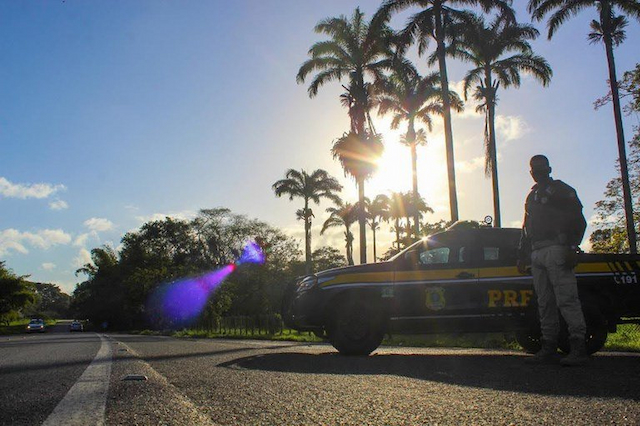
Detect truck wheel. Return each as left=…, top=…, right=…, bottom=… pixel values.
left=515, top=329, right=542, bottom=354
left=327, top=297, right=385, bottom=356
left=558, top=306, right=608, bottom=355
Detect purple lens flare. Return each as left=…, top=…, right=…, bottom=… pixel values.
left=236, top=241, right=265, bottom=265
left=146, top=240, right=264, bottom=326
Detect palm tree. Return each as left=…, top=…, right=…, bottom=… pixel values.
left=528, top=0, right=640, bottom=253
left=367, top=194, right=391, bottom=261
left=451, top=14, right=552, bottom=228
left=376, top=64, right=462, bottom=236
left=321, top=201, right=358, bottom=265
left=330, top=130, right=384, bottom=264
left=405, top=192, right=434, bottom=239
left=297, top=8, right=393, bottom=264
left=272, top=169, right=343, bottom=274
left=374, top=0, right=515, bottom=223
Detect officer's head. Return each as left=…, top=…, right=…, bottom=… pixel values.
left=530, top=155, right=552, bottom=183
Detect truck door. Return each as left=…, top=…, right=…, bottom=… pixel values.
left=391, top=231, right=478, bottom=333
left=474, top=230, right=534, bottom=324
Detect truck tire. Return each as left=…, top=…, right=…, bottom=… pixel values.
left=558, top=305, right=608, bottom=355
left=515, top=328, right=542, bottom=354
left=327, top=296, right=385, bottom=356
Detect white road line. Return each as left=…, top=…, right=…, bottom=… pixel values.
left=42, top=334, right=112, bottom=426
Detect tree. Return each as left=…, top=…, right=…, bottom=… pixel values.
left=528, top=0, right=640, bottom=253
left=26, top=282, right=71, bottom=318
left=367, top=194, right=391, bottom=261
left=297, top=8, right=393, bottom=264
left=376, top=62, right=462, bottom=235
left=374, top=0, right=515, bottom=223
left=321, top=200, right=358, bottom=265
left=451, top=14, right=552, bottom=227
left=591, top=64, right=640, bottom=253
left=312, top=246, right=348, bottom=272
left=330, top=130, right=384, bottom=264
left=272, top=169, right=342, bottom=274
left=0, top=262, right=36, bottom=325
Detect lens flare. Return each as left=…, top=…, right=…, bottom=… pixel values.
left=146, top=240, right=264, bottom=327
left=236, top=241, right=265, bottom=265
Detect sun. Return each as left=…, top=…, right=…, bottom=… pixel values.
left=368, top=142, right=413, bottom=195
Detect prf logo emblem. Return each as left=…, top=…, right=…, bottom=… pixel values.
left=425, top=287, right=446, bottom=311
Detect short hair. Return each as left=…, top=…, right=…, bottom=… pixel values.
left=530, top=155, right=550, bottom=170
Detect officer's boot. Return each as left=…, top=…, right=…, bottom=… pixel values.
left=560, top=338, right=589, bottom=367
left=525, top=339, right=559, bottom=365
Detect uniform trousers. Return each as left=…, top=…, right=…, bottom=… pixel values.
left=531, top=244, right=587, bottom=342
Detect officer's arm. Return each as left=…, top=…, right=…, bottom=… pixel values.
left=562, top=187, right=586, bottom=248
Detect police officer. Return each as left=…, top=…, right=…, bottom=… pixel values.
left=518, top=155, right=588, bottom=366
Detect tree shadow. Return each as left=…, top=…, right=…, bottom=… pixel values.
left=217, top=350, right=640, bottom=400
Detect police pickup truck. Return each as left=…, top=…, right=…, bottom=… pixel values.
left=283, top=226, right=640, bottom=356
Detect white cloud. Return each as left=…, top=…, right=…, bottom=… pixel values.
left=0, top=177, right=65, bottom=199
left=41, top=262, right=56, bottom=270
left=456, top=156, right=486, bottom=174
left=73, top=232, right=95, bottom=247
left=135, top=210, right=197, bottom=224
left=73, top=248, right=92, bottom=268
left=495, top=115, right=530, bottom=141
left=49, top=199, right=69, bottom=210
left=0, top=228, right=72, bottom=256
left=84, top=217, right=114, bottom=232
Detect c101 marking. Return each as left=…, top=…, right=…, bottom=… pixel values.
left=614, top=274, right=638, bottom=284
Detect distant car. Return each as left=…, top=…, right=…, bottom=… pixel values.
left=26, top=319, right=45, bottom=333
left=69, top=321, right=83, bottom=332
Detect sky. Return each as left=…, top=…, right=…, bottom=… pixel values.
left=1, top=1, right=639, bottom=294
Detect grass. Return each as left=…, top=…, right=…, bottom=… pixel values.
left=130, top=324, right=640, bottom=353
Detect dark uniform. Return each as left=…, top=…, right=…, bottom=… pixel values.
left=519, top=174, right=588, bottom=365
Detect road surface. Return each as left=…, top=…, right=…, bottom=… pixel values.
left=1, top=324, right=640, bottom=425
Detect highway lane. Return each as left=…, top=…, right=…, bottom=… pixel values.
left=0, top=321, right=102, bottom=426
left=109, top=335, right=640, bottom=425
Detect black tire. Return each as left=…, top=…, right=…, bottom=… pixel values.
left=515, top=328, right=542, bottom=354
left=558, top=305, right=608, bottom=355
left=327, top=296, right=385, bottom=356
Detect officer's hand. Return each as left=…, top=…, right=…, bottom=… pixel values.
left=517, top=259, right=528, bottom=274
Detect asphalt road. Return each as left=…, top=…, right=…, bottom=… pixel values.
left=2, top=328, right=640, bottom=425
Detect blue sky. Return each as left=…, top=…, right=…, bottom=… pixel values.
left=1, top=1, right=639, bottom=294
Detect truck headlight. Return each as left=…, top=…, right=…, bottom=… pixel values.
left=297, top=275, right=317, bottom=292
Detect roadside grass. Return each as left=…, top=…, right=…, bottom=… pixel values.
left=132, top=324, right=640, bottom=353
left=0, top=319, right=58, bottom=335
left=604, top=324, right=640, bottom=352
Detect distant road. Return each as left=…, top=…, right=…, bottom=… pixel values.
left=2, top=329, right=640, bottom=425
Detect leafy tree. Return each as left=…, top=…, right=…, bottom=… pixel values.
left=0, top=262, right=36, bottom=325
left=312, top=246, right=348, bottom=272
left=25, top=282, right=71, bottom=318
left=272, top=169, right=342, bottom=274
left=374, top=0, right=515, bottom=223
left=321, top=200, right=358, bottom=265
left=451, top=14, right=552, bottom=227
left=528, top=0, right=640, bottom=253
left=376, top=62, right=462, bottom=235
left=297, top=8, right=393, bottom=264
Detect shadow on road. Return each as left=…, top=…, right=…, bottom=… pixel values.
left=217, top=351, right=640, bottom=401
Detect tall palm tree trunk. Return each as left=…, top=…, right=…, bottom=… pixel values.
left=604, top=34, right=637, bottom=253
left=435, top=5, right=459, bottom=223
left=487, top=100, right=501, bottom=228
left=372, top=227, right=378, bottom=263
left=411, top=143, right=419, bottom=237
left=346, top=231, right=355, bottom=265
left=357, top=177, right=367, bottom=263
left=395, top=217, right=401, bottom=250
left=304, top=200, right=312, bottom=274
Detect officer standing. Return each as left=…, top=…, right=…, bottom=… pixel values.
left=518, top=155, right=588, bottom=366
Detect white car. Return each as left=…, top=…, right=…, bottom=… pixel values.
left=26, top=319, right=45, bottom=333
